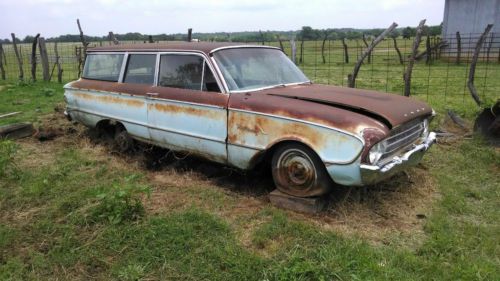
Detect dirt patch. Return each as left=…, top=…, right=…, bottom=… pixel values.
left=13, top=112, right=440, bottom=248
left=318, top=166, right=438, bottom=247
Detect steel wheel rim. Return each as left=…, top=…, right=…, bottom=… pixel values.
left=276, top=148, right=316, bottom=190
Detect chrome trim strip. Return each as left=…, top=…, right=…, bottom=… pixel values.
left=209, top=45, right=281, bottom=54
left=66, top=107, right=226, bottom=144
left=154, top=53, right=160, bottom=86
left=209, top=56, right=229, bottom=93
left=229, top=108, right=365, bottom=146
left=118, top=53, right=128, bottom=82
left=228, top=81, right=311, bottom=94
left=200, top=61, right=206, bottom=91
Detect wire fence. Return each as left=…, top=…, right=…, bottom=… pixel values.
left=0, top=34, right=499, bottom=109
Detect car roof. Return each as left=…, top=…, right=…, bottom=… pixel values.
left=87, top=42, right=273, bottom=55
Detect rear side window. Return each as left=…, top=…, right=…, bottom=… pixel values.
left=83, top=54, right=124, bottom=81
left=159, top=55, right=203, bottom=90
left=124, top=54, right=157, bottom=85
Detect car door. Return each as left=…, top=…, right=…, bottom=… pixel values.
left=147, top=53, right=229, bottom=164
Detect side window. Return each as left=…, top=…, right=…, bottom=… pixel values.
left=159, top=55, right=203, bottom=90
left=202, top=62, right=221, bottom=92
left=159, top=55, right=220, bottom=92
left=124, top=54, right=156, bottom=85
left=83, top=54, right=124, bottom=81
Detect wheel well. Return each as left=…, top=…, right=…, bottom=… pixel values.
left=250, top=140, right=319, bottom=170
left=95, top=119, right=126, bottom=137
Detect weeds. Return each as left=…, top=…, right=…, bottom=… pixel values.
left=92, top=175, right=151, bottom=224
left=0, top=140, right=18, bottom=178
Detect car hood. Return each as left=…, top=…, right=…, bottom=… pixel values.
left=263, top=84, right=433, bottom=129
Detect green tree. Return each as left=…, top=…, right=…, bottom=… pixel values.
left=402, top=27, right=416, bottom=39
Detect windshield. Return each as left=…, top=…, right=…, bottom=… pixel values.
left=212, top=48, right=309, bottom=92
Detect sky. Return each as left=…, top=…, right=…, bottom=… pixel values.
left=0, top=0, right=445, bottom=39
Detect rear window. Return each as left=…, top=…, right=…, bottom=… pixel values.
left=83, top=54, right=124, bottom=81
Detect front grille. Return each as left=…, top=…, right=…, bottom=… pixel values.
left=381, top=120, right=425, bottom=160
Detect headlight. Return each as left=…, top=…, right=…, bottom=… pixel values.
left=368, top=140, right=387, bottom=165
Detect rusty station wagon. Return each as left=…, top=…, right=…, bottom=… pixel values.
left=64, top=42, right=436, bottom=197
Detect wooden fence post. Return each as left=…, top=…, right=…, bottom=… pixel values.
left=321, top=31, right=330, bottom=64
left=76, top=46, right=83, bottom=78
left=403, top=19, right=426, bottom=97
left=30, top=33, right=40, bottom=81
left=0, top=43, right=5, bottom=80
left=468, top=24, right=494, bottom=106
left=341, top=38, right=349, bottom=63
left=1, top=45, right=5, bottom=66
left=187, top=28, right=192, bottom=42
left=348, top=22, right=398, bottom=88
left=455, top=31, right=461, bottom=65
left=76, top=18, right=89, bottom=67
left=299, top=37, right=304, bottom=64
left=277, top=34, right=284, bottom=51
left=11, top=33, right=24, bottom=80
left=38, top=37, right=50, bottom=81
left=362, top=34, right=371, bottom=64
left=392, top=37, right=403, bottom=64
left=290, top=39, right=297, bottom=64
left=108, top=32, right=119, bottom=45
left=425, top=35, right=431, bottom=64
left=54, top=42, right=63, bottom=82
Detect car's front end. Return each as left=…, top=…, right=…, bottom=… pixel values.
left=359, top=115, right=436, bottom=185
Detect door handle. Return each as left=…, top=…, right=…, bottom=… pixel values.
left=147, top=92, right=159, bottom=97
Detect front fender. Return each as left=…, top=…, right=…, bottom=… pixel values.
left=227, top=109, right=364, bottom=169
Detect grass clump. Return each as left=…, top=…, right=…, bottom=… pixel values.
left=92, top=175, right=151, bottom=225
left=0, top=140, right=18, bottom=178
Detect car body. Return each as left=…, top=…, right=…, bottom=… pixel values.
left=64, top=42, right=436, bottom=197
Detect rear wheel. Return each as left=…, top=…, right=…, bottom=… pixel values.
left=114, top=126, right=134, bottom=153
left=271, top=143, right=333, bottom=197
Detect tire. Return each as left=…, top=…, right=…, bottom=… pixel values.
left=271, top=143, right=333, bottom=197
left=114, top=127, right=134, bottom=153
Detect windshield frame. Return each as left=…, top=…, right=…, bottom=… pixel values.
left=209, top=46, right=311, bottom=94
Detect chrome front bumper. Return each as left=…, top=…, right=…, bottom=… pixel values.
left=360, top=132, right=436, bottom=185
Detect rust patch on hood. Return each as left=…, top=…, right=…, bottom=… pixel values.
left=263, top=84, right=432, bottom=129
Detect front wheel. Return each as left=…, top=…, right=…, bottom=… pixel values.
left=271, top=143, right=333, bottom=197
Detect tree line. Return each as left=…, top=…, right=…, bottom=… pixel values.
left=0, top=25, right=442, bottom=44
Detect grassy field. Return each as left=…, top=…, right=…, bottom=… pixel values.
left=0, top=77, right=499, bottom=280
